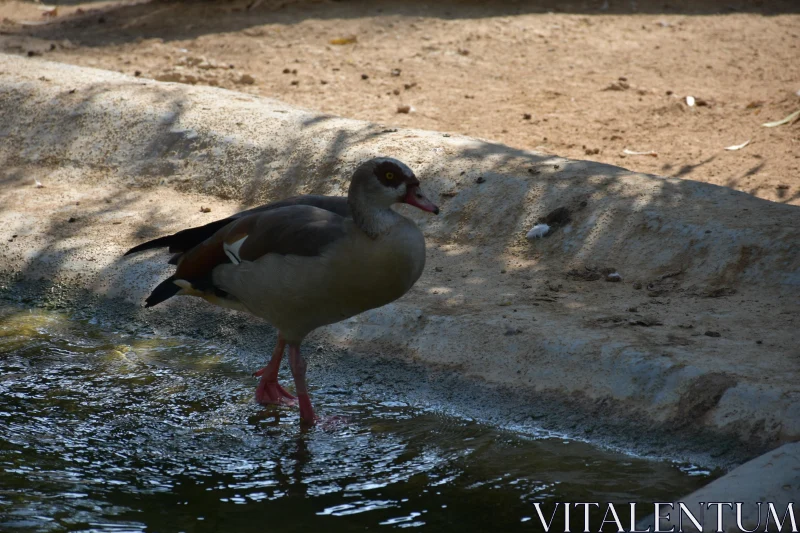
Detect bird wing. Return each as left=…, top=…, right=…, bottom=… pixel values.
left=124, top=195, right=350, bottom=258
left=173, top=205, right=349, bottom=287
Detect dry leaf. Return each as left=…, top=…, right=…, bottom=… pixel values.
left=622, top=149, right=658, bottom=157
left=724, top=140, right=750, bottom=151
left=329, top=36, right=357, bottom=45
left=762, top=109, right=800, bottom=128
left=21, top=19, right=56, bottom=26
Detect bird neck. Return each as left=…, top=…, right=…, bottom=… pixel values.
left=349, top=197, right=400, bottom=239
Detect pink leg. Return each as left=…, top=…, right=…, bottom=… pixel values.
left=253, top=333, right=296, bottom=406
left=288, top=344, right=316, bottom=425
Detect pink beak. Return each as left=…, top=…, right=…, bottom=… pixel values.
left=404, top=185, right=440, bottom=214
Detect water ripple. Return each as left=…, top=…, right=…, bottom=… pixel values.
left=0, top=305, right=712, bottom=532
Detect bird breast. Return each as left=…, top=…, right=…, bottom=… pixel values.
left=323, top=216, right=426, bottom=317
left=212, top=215, right=426, bottom=341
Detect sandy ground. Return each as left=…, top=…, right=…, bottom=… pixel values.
left=1, top=0, right=798, bottom=203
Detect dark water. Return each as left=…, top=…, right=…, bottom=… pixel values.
left=0, top=305, right=714, bottom=533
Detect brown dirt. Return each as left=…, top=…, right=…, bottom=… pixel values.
left=1, top=0, right=798, bottom=203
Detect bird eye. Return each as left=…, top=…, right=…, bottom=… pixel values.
left=385, top=172, right=394, bottom=180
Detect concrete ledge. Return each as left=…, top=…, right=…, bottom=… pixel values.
left=1, top=53, right=799, bottom=465
left=637, top=442, right=800, bottom=532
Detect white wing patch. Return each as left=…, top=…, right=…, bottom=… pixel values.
left=174, top=279, right=202, bottom=297
left=224, top=235, right=248, bottom=265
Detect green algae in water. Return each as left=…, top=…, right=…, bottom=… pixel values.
left=0, top=304, right=715, bottom=532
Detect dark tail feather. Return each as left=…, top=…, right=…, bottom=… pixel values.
left=124, top=235, right=177, bottom=256
left=124, top=220, right=234, bottom=257
left=144, top=276, right=181, bottom=308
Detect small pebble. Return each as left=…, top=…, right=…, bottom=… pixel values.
left=603, top=81, right=629, bottom=91
left=525, top=223, right=550, bottom=240
left=704, top=330, right=721, bottom=338
left=361, top=73, right=369, bottom=80
left=476, top=176, right=485, bottom=184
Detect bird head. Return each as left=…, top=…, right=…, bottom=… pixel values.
left=349, top=157, right=439, bottom=215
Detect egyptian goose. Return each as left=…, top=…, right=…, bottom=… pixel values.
left=125, top=157, right=439, bottom=424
